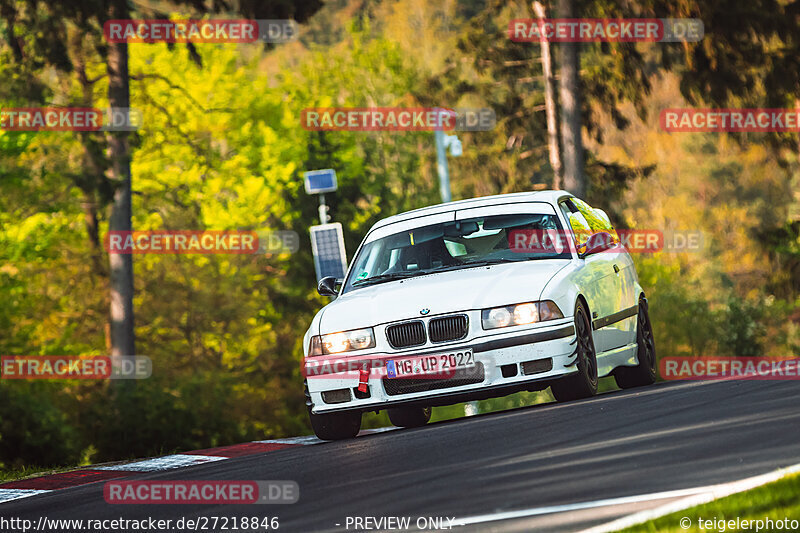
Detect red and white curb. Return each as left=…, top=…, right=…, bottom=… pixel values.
left=0, top=489, right=51, bottom=503
left=0, top=428, right=394, bottom=504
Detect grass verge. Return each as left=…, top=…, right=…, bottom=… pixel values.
left=0, top=464, right=82, bottom=483
left=620, top=472, right=800, bottom=532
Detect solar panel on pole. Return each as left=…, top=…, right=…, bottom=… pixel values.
left=309, top=222, right=348, bottom=282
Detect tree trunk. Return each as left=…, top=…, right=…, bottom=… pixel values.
left=533, top=1, right=563, bottom=190
left=106, top=0, right=135, bottom=357
left=81, top=192, right=106, bottom=278
left=70, top=25, right=112, bottom=346
left=557, top=0, right=585, bottom=197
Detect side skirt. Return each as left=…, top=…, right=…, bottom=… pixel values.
left=596, top=343, right=638, bottom=377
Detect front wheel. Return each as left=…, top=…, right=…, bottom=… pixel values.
left=309, top=409, right=361, bottom=440
left=551, top=300, right=598, bottom=402
left=614, top=297, right=657, bottom=389
left=388, top=406, right=432, bottom=428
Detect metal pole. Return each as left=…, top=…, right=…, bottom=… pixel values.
left=436, top=128, right=473, bottom=416
left=318, top=193, right=329, bottom=224
left=435, top=129, right=452, bottom=203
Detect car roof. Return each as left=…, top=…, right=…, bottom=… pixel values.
left=371, top=190, right=572, bottom=231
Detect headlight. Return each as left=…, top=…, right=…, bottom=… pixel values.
left=309, top=328, right=376, bottom=356
left=481, top=301, right=564, bottom=330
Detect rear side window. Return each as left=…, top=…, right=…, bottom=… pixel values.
left=572, top=198, right=612, bottom=233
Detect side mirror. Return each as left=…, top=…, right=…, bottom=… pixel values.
left=317, top=276, right=340, bottom=297
left=582, top=231, right=618, bottom=257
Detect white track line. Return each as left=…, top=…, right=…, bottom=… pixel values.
left=580, top=461, right=800, bottom=533
left=452, top=461, right=800, bottom=529
left=258, top=426, right=397, bottom=446
left=361, top=427, right=398, bottom=435
left=257, top=436, right=323, bottom=445
left=0, top=489, right=51, bottom=503
left=454, top=487, right=710, bottom=526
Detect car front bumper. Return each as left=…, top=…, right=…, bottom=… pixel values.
left=306, top=319, right=578, bottom=414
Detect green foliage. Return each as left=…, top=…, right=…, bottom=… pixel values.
left=634, top=256, right=787, bottom=359
left=718, top=296, right=767, bottom=357
left=632, top=256, right=717, bottom=357
left=83, top=377, right=256, bottom=461
left=0, top=382, right=82, bottom=468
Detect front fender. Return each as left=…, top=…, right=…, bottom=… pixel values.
left=538, top=259, right=585, bottom=318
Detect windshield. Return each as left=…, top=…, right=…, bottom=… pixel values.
left=342, top=212, right=569, bottom=293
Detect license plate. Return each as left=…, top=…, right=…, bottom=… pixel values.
left=386, top=350, right=474, bottom=379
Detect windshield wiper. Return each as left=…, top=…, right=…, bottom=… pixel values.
left=421, top=258, right=528, bottom=273
left=353, top=259, right=527, bottom=287
left=351, top=272, right=420, bottom=287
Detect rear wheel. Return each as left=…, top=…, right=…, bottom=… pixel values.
left=388, top=406, right=432, bottom=428
left=551, top=300, right=598, bottom=402
left=308, top=409, right=361, bottom=440
left=614, top=297, right=657, bottom=389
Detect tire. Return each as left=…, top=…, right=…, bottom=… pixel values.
left=614, top=297, right=657, bottom=389
left=308, top=409, right=361, bottom=440
left=551, top=299, right=599, bottom=402
left=387, top=406, right=432, bottom=428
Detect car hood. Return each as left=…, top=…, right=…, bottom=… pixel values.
left=318, top=260, right=569, bottom=332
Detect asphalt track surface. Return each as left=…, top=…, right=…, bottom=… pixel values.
left=3, top=379, right=800, bottom=532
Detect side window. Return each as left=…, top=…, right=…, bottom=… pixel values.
left=559, top=200, right=592, bottom=248
left=572, top=198, right=619, bottom=242
left=572, top=198, right=605, bottom=232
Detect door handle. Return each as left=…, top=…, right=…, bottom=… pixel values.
left=613, top=264, right=620, bottom=274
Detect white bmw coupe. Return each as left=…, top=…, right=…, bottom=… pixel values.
left=303, top=191, right=657, bottom=440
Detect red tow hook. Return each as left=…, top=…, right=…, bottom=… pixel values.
left=357, top=361, right=370, bottom=393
